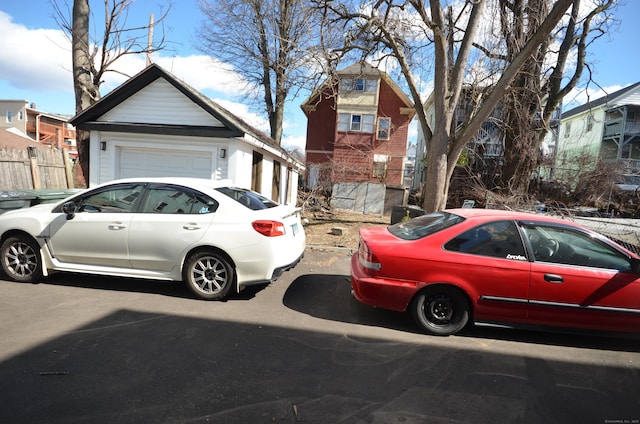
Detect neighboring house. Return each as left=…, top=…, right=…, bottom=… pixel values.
left=0, top=100, right=77, bottom=157
left=301, top=62, right=415, bottom=189
left=554, top=82, right=640, bottom=179
left=69, top=63, right=303, bottom=206
left=413, top=89, right=505, bottom=192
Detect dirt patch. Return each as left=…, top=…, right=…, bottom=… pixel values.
left=301, top=209, right=390, bottom=250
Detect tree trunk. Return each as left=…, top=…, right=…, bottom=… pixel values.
left=72, top=0, right=94, bottom=187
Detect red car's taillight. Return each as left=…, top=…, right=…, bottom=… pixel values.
left=358, top=239, right=381, bottom=271
left=252, top=220, right=286, bottom=237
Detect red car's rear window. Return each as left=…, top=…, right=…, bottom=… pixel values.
left=388, top=211, right=465, bottom=240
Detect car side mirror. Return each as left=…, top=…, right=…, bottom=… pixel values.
left=630, top=257, right=640, bottom=275
left=61, top=201, right=76, bottom=220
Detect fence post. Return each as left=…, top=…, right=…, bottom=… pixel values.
left=62, top=149, right=74, bottom=189
left=28, top=147, right=41, bottom=190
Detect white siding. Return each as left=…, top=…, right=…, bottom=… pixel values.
left=226, top=139, right=253, bottom=189
left=554, top=108, right=605, bottom=179
left=100, top=79, right=223, bottom=126
left=261, top=155, right=274, bottom=199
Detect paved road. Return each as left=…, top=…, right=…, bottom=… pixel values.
left=0, top=247, right=639, bottom=423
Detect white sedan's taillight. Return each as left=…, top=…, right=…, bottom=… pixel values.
left=252, top=220, right=286, bottom=237
left=358, top=239, right=381, bottom=271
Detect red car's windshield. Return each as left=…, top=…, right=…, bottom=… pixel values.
left=388, top=211, right=465, bottom=240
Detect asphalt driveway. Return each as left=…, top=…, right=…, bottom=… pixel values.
left=0, top=247, right=639, bottom=423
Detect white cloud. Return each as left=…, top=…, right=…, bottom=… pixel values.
left=0, top=11, right=71, bottom=92
left=0, top=10, right=306, bottom=145
left=562, top=84, right=628, bottom=111
left=281, top=135, right=306, bottom=152
left=213, top=98, right=270, bottom=132
left=153, top=55, right=248, bottom=96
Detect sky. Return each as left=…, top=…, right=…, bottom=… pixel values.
left=1, top=0, right=639, bottom=153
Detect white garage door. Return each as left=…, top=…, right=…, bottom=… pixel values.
left=118, top=147, right=214, bottom=179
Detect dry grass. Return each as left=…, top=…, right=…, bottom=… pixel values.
left=301, top=209, right=390, bottom=250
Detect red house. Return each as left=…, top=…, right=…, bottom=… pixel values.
left=301, top=62, right=415, bottom=189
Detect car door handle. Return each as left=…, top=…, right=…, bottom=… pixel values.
left=183, top=223, right=201, bottom=230
left=108, top=222, right=127, bottom=230
left=544, top=274, right=564, bottom=283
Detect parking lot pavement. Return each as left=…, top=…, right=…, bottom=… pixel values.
left=1, top=247, right=639, bottom=423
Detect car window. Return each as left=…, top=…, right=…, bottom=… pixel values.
left=521, top=223, right=632, bottom=271
left=444, top=220, right=527, bottom=260
left=388, top=211, right=465, bottom=240
left=215, top=187, right=278, bottom=210
left=141, top=186, right=218, bottom=214
left=73, top=184, right=145, bottom=213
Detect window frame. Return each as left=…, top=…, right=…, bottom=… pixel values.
left=377, top=117, right=391, bottom=140
left=519, top=221, right=634, bottom=271
left=444, top=220, right=527, bottom=260
left=338, top=113, right=376, bottom=134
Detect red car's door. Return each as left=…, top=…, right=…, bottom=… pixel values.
left=442, top=220, right=531, bottom=324
left=521, top=222, right=640, bottom=332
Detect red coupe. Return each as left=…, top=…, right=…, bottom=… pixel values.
left=351, top=208, right=640, bottom=336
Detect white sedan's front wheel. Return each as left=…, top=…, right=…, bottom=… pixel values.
left=1, top=236, right=43, bottom=283
left=183, top=252, right=234, bottom=300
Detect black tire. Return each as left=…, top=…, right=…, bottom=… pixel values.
left=410, top=286, right=470, bottom=336
left=183, top=251, right=234, bottom=300
left=0, top=235, right=43, bottom=283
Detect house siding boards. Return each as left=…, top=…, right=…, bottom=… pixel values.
left=72, top=63, right=302, bottom=205
left=304, top=91, right=337, bottom=156
left=101, top=79, right=223, bottom=127
left=555, top=82, right=640, bottom=178
left=302, top=62, right=414, bottom=188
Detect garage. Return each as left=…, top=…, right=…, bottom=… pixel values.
left=117, top=147, right=214, bottom=179
left=70, top=63, right=303, bottom=205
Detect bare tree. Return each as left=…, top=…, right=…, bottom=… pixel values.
left=196, top=0, right=324, bottom=145
left=53, top=0, right=171, bottom=185
left=494, top=0, right=616, bottom=195
left=315, top=0, right=574, bottom=212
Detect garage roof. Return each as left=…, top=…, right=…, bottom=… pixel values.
left=69, top=63, right=300, bottom=167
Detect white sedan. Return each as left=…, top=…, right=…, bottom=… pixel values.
left=0, top=178, right=305, bottom=300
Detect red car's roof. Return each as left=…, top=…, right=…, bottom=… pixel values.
left=446, top=208, right=570, bottom=224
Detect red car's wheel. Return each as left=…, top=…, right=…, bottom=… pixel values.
left=410, top=286, right=470, bottom=336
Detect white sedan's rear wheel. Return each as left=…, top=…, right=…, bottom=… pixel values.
left=1, top=236, right=43, bottom=283
left=183, top=252, right=234, bottom=300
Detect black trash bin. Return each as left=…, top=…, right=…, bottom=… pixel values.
left=23, top=189, right=80, bottom=205
left=0, top=191, right=37, bottom=214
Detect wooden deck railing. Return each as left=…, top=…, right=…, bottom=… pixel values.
left=26, top=121, right=76, bottom=146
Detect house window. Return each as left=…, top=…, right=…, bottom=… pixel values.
left=373, top=154, right=388, bottom=178
left=377, top=118, right=391, bottom=140
left=338, top=113, right=375, bottom=133
left=18, top=111, right=23, bottom=120
left=351, top=114, right=362, bottom=131
left=340, top=78, right=377, bottom=92
left=6, top=111, right=13, bottom=123
left=564, top=122, right=571, bottom=138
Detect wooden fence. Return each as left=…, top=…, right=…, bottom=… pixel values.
left=0, top=147, right=74, bottom=190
